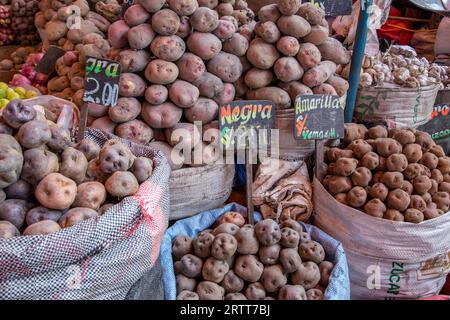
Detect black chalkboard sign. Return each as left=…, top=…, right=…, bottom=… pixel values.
left=35, top=46, right=65, bottom=75
left=219, top=100, right=275, bottom=149
left=309, top=0, right=352, bottom=17
left=83, top=56, right=121, bottom=107
left=418, top=103, right=450, bottom=140
left=294, top=95, right=344, bottom=140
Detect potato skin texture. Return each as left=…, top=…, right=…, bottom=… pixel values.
left=73, top=182, right=106, bottom=210
left=0, top=220, right=20, bottom=239
left=23, top=220, right=61, bottom=236
left=105, top=172, right=139, bottom=198
left=59, top=207, right=98, bottom=229
left=35, top=173, right=77, bottom=210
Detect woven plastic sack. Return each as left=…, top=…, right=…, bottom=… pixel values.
left=161, top=202, right=350, bottom=300
left=0, top=128, right=171, bottom=300
left=313, top=177, right=450, bottom=300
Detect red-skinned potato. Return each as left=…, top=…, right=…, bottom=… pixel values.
left=73, top=182, right=106, bottom=210
left=375, top=138, right=402, bottom=157
left=234, top=255, right=264, bottom=282
left=196, top=281, right=225, bottom=300
left=382, top=172, right=404, bottom=189
left=351, top=167, right=372, bottom=187
left=255, top=21, right=280, bottom=44
left=392, top=129, right=415, bottom=145
left=141, top=102, right=183, bottom=129
left=169, top=80, right=200, bottom=108
left=151, top=9, right=180, bottom=36
left=403, top=144, right=423, bottom=163
left=246, top=38, right=279, bottom=70
left=167, top=0, right=198, bottom=16
left=429, top=145, right=445, bottom=158
left=432, top=192, right=450, bottom=211
left=172, top=235, right=193, bottom=261
left=91, top=117, right=117, bottom=134
left=344, top=123, right=367, bottom=145
left=23, top=220, right=61, bottom=236
left=335, top=193, right=348, bottom=205
left=35, top=173, right=77, bottom=210
left=213, top=223, right=240, bottom=236
left=177, top=290, right=199, bottom=300
left=280, top=227, right=300, bottom=248
left=235, top=224, right=259, bottom=255
left=105, top=171, right=139, bottom=197
left=76, top=139, right=100, bottom=161
left=319, top=261, right=334, bottom=287
left=277, top=14, right=311, bottom=38
left=364, top=198, right=387, bottom=218
left=279, top=248, right=302, bottom=273
left=404, top=208, right=424, bottom=223
left=299, top=240, right=325, bottom=264
left=151, top=35, right=186, bottom=62
left=184, top=98, right=218, bottom=124
left=404, top=163, right=423, bottom=180
left=176, top=274, right=196, bottom=293
left=131, top=157, right=153, bottom=183
left=214, top=19, right=237, bottom=40
left=258, top=4, right=281, bottom=23
left=259, top=244, right=281, bottom=265
left=276, top=36, right=300, bottom=57
left=59, top=207, right=98, bottom=228
left=202, top=257, right=229, bottom=283
left=217, top=212, right=245, bottom=227
left=221, top=270, right=244, bottom=293
left=386, top=189, right=411, bottom=211
left=278, top=285, right=307, bottom=300
left=368, top=125, right=388, bottom=139
left=17, top=120, right=51, bottom=149
left=190, top=7, right=219, bottom=33
left=244, top=282, right=266, bottom=300
left=383, top=209, right=404, bottom=222
left=99, top=140, right=134, bottom=174
left=115, top=120, right=154, bottom=145
left=187, top=32, right=222, bottom=60
left=176, top=53, right=206, bottom=83
left=333, top=158, right=358, bottom=176
left=262, top=264, right=287, bottom=293
left=297, top=43, right=321, bottom=69
left=108, top=97, right=141, bottom=123
left=193, top=72, right=224, bottom=99
left=208, top=52, right=243, bottom=83
left=413, top=175, right=432, bottom=194
left=145, top=85, right=168, bottom=105
left=193, top=231, right=215, bottom=258
left=386, top=154, right=408, bottom=172
left=346, top=186, right=367, bottom=208
left=179, top=254, right=204, bottom=278
left=108, top=20, right=129, bottom=49
left=255, top=219, right=281, bottom=246
left=415, top=131, right=435, bottom=152
left=119, top=73, right=146, bottom=97
left=0, top=220, right=20, bottom=239
left=307, top=288, right=324, bottom=300
left=369, top=183, right=389, bottom=201
left=127, top=24, right=155, bottom=50
left=347, top=139, right=372, bottom=159
left=85, top=159, right=109, bottom=183
left=291, top=261, right=320, bottom=290
left=326, top=148, right=354, bottom=162
left=323, top=176, right=352, bottom=195
left=211, top=233, right=237, bottom=260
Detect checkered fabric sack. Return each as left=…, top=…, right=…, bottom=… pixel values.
left=0, top=128, right=171, bottom=300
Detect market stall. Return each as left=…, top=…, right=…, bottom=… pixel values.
left=0, top=0, right=448, bottom=301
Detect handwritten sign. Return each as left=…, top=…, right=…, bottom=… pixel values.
left=309, top=0, right=352, bottom=16
left=35, top=46, right=65, bottom=75
left=83, top=56, right=120, bottom=107
left=294, top=95, right=344, bottom=140
left=418, top=103, right=450, bottom=140
left=219, top=100, right=275, bottom=149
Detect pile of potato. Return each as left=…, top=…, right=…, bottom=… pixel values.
left=0, top=99, right=154, bottom=238
left=10, top=0, right=39, bottom=44
left=323, top=124, right=450, bottom=223
left=0, top=46, right=37, bottom=72
left=343, top=46, right=442, bottom=88
left=238, top=0, right=350, bottom=108
left=173, top=212, right=334, bottom=300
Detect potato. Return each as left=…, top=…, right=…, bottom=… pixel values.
left=0, top=220, right=20, bottom=239
left=127, top=24, right=155, bottom=50
left=4, top=180, right=32, bottom=201
left=432, top=192, right=450, bottom=211
left=59, top=207, right=98, bottom=229
left=1, top=103, right=37, bottom=131
left=124, top=4, right=151, bottom=27
left=213, top=19, right=237, bottom=40
left=165, top=122, right=201, bottom=150
left=277, top=15, right=311, bottom=38
left=429, top=145, right=445, bottom=158
left=262, top=264, right=287, bottom=293
left=381, top=172, right=404, bottom=189
left=404, top=163, right=423, bottom=180
left=187, top=32, right=222, bottom=60
left=403, top=208, right=424, bottom=224
left=297, top=2, right=325, bottom=25
left=26, top=206, right=63, bottom=226
left=105, top=171, right=139, bottom=198
left=190, top=7, right=219, bottom=32
left=196, top=281, right=225, bottom=300
left=392, top=129, right=415, bottom=145
left=23, top=220, right=61, bottom=236
left=145, top=85, right=169, bottom=105
left=386, top=189, right=411, bottom=212
left=142, top=102, right=183, bottom=129
left=438, top=157, right=450, bottom=174
left=0, top=118, right=13, bottom=135
left=172, top=236, right=193, bottom=261
left=323, top=176, right=352, bottom=195
left=313, top=83, right=337, bottom=95
left=21, top=148, right=59, bottom=185
left=35, top=173, right=77, bottom=210
left=17, top=120, right=51, bottom=149
left=120, top=73, right=146, bottom=97
left=137, top=0, right=165, bottom=13
left=202, top=257, right=229, bottom=283
left=212, top=223, right=239, bottom=236
left=176, top=274, right=196, bottom=293
left=292, top=261, right=320, bottom=290
left=297, top=43, right=321, bottom=70
left=180, top=254, right=203, bottom=278
left=72, top=182, right=106, bottom=211
left=258, top=4, right=281, bottom=23
left=276, top=36, right=300, bottom=57
left=235, top=224, right=259, bottom=254
left=346, top=186, right=367, bottom=208
left=303, top=25, right=329, bottom=46
left=259, top=244, right=281, bottom=265
left=235, top=255, right=264, bottom=282
left=167, top=0, right=198, bottom=16
left=364, top=198, right=387, bottom=218
left=255, top=219, right=281, bottom=246
left=319, top=261, right=333, bottom=287
left=299, top=240, right=325, bottom=264
left=367, top=125, right=388, bottom=139
left=177, top=53, right=206, bottom=83
left=351, top=167, right=372, bottom=187
left=302, top=60, right=336, bottom=88
left=415, top=131, right=435, bottom=152
left=151, top=9, right=180, bottom=36
left=210, top=233, right=237, bottom=260
left=99, top=140, right=134, bottom=174
left=108, top=97, right=141, bottom=124
left=403, top=144, right=423, bottom=163
left=207, top=52, right=243, bottom=83
left=168, top=80, right=200, bottom=108
left=0, top=199, right=31, bottom=229
left=246, top=87, right=291, bottom=109
left=221, top=270, right=244, bottom=294
left=382, top=209, right=404, bottom=221
left=128, top=157, right=152, bottom=184
left=193, top=231, right=215, bottom=258
left=413, top=175, right=432, bottom=195
left=333, top=158, right=358, bottom=177
left=245, top=282, right=266, bottom=300
left=317, top=37, right=351, bottom=65
left=246, top=38, right=279, bottom=70
left=184, top=98, right=218, bottom=124
left=108, top=20, right=130, bottom=49
left=277, top=0, right=301, bottom=15
left=254, top=21, right=280, bottom=44
left=344, top=123, right=367, bottom=145
left=274, top=57, right=304, bottom=83
left=244, top=68, right=273, bottom=89
left=115, top=120, right=154, bottom=145
left=145, top=59, right=179, bottom=85
left=151, top=35, right=186, bottom=62
left=439, top=182, right=450, bottom=193
left=279, top=248, right=302, bottom=273
left=217, top=211, right=245, bottom=227
left=119, top=50, right=150, bottom=73
left=58, top=147, right=88, bottom=185
left=420, top=152, right=439, bottom=170
left=76, top=139, right=100, bottom=161
left=44, top=20, right=68, bottom=41
left=278, top=285, right=307, bottom=300
left=368, top=183, right=389, bottom=202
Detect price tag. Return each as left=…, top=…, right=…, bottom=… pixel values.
left=219, top=100, right=275, bottom=149
left=294, top=95, right=344, bottom=140
left=309, top=0, right=352, bottom=16
left=78, top=56, right=121, bottom=142
left=294, top=94, right=344, bottom=182
left=219, top=100, right=275, bottom=225
left=82, top=56, right=121, bottom=107
left=35, top=46, right=66, bottom=75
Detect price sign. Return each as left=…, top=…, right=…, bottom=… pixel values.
left=78, top=56, right=121, bottom=142
left=219, top=100, right=275, bottom=225
left=309, top=0, right=352, bottom=17
left=418, top=103, right=450, bottom=140
left=83, top=56, right=121, bottom=107
left=294, top=95, right=344, bottom=140
left=35, top=46, right=66, bottom=75
left=219, top=100, right=275, bottom=149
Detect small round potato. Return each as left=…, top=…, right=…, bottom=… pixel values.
left=368, top=183, right=389, bottom=201
left=299, top=240, right=325, bottom=264
left=225, top=293, right=247, bottom=300
left=172, top=235, right=193, bottom=261
left=319, top=261, right=334, bottom=287
left=403, top=144, right=423, bottom=163
left=196, top=281, right=225, bottom=300
left=108, top=97, right=142, bottom=124
left=115, top=120, right=154, bottom=145
left=176, top=274, right=197, bottom=293
left=151, top=9, right=180, bottom=36
left=26, top=206, right=63, bottom=226
left=278, top=285, right=307, bottom=300
left=404, top=208, right=424, bottom=224
left=35, top=173, right=77, bottom=210
left=145, top=85, right=169, bottom=105
left=291, top=261, right=321, bottom=290
left=279, top=248, right=302, bottom=273
left=179, top=254, right=203, bottom=278
left=59, top=147, right=88, bottom=185
left=23, top=220, right=61, bottom=236
left=131, top=157, right=153, bottom=183
left=202, top=257, right=229, bottom=283
left=2, top=99, right=36, bottom=129
left=76, top=139, right=100, bottom=161
left=386, top=189, right=411, bottom=212
left=0, top=220, right=20, bottom=239
left=307, top=288, right=324, bottom=300
left=259, top=244, right=281, bottom=265
left=145, top=60, right=179, bottom=85
left=85, top=159, right=109, bottom=184
left=364, top=198, right=387, bottom=218
left=235, top=224, right=259, bottom=254
left=72, top=182, right=106, bottom=210
left=217, top=211, right=245, bottom=227
left=245, top=282, right=266, bottom=300
left=280, top=227, right=300, bottom=248
left=190, top=7, right=219, bottom=33
left=212, top=223, right=240, bottom=236
left=21, top=148, right=59, bottom=185
left=383, top=209, right=404, bottom=222
left=262, top=264, right=287, bottom=293
left=221, top=270, right=244, bottom=293
left=47, top=122, right=72, bottom=153
left=346, top=186, right=367, bottom=208
left=99, top=140, right=134, bottom=174
left=151, top=35, right=186, bottom=62
left=254, top=219, right=281, bottom=246
left=177, top=290, right=199, bottom=300
left=176, top=53, right=206, bottom=83
left=59, top=207, right=98, bottom=228
left=17, top=120, right=51, bottom=149
left=193, top=232, right=215, bottom=258
left=211, top=233, right=237, bottom=260
left=105, top=172, right=139, bottom=198
left=234, top=255, right=264, bottom=282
